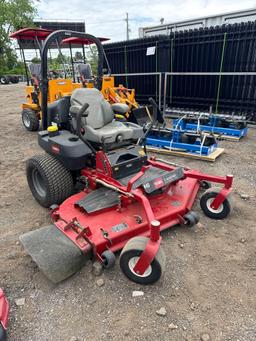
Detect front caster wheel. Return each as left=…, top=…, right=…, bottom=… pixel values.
left=119, top=237, right=166, bottom=284
left=200, top=187, right=233, bottom=219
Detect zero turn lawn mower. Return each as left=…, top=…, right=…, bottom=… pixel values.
left=20, top=30, right=234, bottom=285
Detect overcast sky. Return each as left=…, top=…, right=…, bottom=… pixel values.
left=36, top=0, right=256, bottom=42
left=21, top=0, right=255, bottom=60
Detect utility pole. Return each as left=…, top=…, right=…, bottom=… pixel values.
left=125, top=12, right=130, bottom=40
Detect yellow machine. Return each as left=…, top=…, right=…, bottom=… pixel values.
left=11, top=29, right=142, bottom=130
left=101, top=76, right=139, bottom=119
left=22, top=78, right=81, bottom=131
left=62, top=36, right=140, bottom=121
left=10, top=28, right=83, bottom=131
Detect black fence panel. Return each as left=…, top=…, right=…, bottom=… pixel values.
left=103, top=21, right=256, bottom=120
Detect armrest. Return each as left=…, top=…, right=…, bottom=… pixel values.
left=70, top=104, right=89, bottom=117
left=70, top=105, right=80, bottom=116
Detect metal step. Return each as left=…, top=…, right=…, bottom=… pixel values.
left=75, top=187, right=120, bottom=213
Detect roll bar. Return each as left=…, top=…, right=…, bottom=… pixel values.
left=40, top=30, right=108, bottom=129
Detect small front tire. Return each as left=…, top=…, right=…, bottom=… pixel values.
left=200, top=187, right=233, bottom=219
left=120, top=236, right=166, bottom=284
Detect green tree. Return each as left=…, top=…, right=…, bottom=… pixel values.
left=0, top=0, right=37, bottom=74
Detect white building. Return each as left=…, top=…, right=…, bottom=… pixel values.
left=139, top=8, right=256, bottom=37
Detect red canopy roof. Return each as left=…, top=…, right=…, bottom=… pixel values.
left=10, top=28, right=53, bottom=40
left=61, top=37, right=109, bottom=45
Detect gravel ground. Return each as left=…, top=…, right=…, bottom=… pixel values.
left=0, top=83, right=256, bottom=341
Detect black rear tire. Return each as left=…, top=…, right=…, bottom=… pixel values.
left=26, top=154, right=74, bottom=207
left=22, top=108, right=40, bottom=131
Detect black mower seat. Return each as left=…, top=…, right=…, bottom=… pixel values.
left=70, top=88, right=144, bottom=144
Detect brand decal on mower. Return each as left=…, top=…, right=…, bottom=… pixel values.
left=153, top=178, right=164, bottom=189
left=112, top=223, right=128, bottom=232
left=51, top=144, right=60, bottom=154
left=143, top=167, right=184, bottom=194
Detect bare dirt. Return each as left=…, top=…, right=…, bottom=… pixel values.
left=0, top=83, right=256, bottom=341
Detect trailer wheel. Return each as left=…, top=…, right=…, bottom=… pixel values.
left=200, top=187, right=233, bottom=219
left=22, top=108, right=40, bottom=131
left=26, top=154, right=74, bottom=207
left=0, top=76, right=9, bottom=84
left=120, top=236, right=166, bottom=284
left=101, top=250, right=116, bottom=269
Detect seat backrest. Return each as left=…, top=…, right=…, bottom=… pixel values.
left=70, top=88, right=114, bottom=129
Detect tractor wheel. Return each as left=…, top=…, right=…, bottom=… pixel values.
left=101, top=250, right=116, bottom=269
left=22, top=108, right=40, bottom=131
left=200, top=187, right=233, bottom=220
left=0, top=76, right=9, bottom=85
left=26, top=154, right=74, bottom=208
left=119, top=236, right=166, bottom=284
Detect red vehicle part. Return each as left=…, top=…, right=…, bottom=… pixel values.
left=51, top=158, right=233, bottom=278
left=0, top=289, right=9, bottom=341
